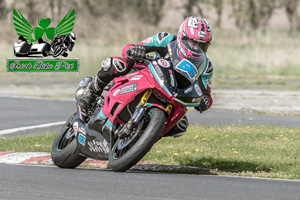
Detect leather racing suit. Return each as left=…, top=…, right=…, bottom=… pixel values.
left=78, top=32, right=213, bottom=137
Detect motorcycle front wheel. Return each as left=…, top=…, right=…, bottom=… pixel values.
left=51, top=112, right=86, bottom=168
left=109, top=108, right=166, bottom=172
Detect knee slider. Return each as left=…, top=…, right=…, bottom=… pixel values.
left=112, top=57, right=128, bottom=73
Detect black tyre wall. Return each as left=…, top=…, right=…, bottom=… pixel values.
left=51, top=114, right=86, bottom=168
left=109, top=108, right=166, bottom=172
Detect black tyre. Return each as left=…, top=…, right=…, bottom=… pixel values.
left=109, top=108, right=166, bottom=172
left=51, top=113, right=86, bottom=168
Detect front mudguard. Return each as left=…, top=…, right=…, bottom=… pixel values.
left=144, top=102, right=171, bottom=118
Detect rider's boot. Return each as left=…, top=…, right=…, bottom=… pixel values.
left=163, top=116, right=188, bottom=138
left=77, top=72, right=107, bottom=112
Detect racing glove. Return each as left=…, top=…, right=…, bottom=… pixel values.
left=126, top=45, right=146, bottom=59
left=195, top=96, right=210, bottom=113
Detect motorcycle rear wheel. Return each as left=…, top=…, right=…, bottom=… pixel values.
left=109, top=108, right=166, bottom=172
left=51, top=112, right=86, bottom=168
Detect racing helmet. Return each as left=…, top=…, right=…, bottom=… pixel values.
left=70, top=32, right=77, bottom=42
left=177, top=16, right=212, bottom=59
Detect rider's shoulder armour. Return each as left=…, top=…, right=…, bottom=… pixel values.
left=201, top=59, right=213, bottom=78
left=139, top=32, right=175, bottom=47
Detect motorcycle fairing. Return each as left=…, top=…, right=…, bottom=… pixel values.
left=149, top=58, right=177, bottom=97
left=168, top=41, right=206, bottom=83
left=175, top=80, right=202, bottom=106
left=74, top=118, right=109, bottom=160
left=100, top=65, right=173, bottom=125
left=148, top=58, right=202, bottom=106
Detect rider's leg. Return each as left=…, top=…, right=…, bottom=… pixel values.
left=163, top=116, right=189, bottom=138
left=78, top=57, right=131, bottom=111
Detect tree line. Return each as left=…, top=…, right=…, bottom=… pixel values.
left=0, top=0, right=299, bottom=30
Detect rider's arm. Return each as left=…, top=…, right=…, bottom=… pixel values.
left=197, top=59, right=213, bottom=112
left=122, top=32, right=176, bottom=59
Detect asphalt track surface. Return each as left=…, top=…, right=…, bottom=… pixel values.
left=1, top=164, right=300, bottom=200
left=0, top=95, right=299, bottom=137
left=1, top=95, right=300, bottom=200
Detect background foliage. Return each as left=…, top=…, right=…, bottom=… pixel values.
left=0, top=0, right=299, bottom=90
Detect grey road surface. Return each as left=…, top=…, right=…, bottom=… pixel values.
left=1, top=96, right=300, bottom=200
left=0, top=95, right=74, bottom=137
left=0, top=95, right=299, bottom=137
left=1, top=164, right=299, bottom=200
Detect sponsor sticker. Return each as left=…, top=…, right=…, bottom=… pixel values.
left=73, top=122, right=78, bottom=135
left=154, top=65, right=163, bottom=76
left=197, top=31, right=207, bottom=38
left=126, top=72, right=138, bottom=78
left=78, top=133, right=86, bottom=146
left=130, top=75, right=143, bottom=81
left=141, top=37, right=153, bottom=44
left=133, top=107, right=144, bottom=123
left=119, top=83, right=137, bottom=94
left=170, top=74, right=175, bottom=87
left=113, top=89, right=120, bottom=97
left=157, top=59, right=170, bottom=68
left=141, top=89, right=152, bottom=105
left=79, top=127, right=86, bottom=135
left=195, top=84, right=202, bottom=96
left=184, top=86, right=193, bottom=94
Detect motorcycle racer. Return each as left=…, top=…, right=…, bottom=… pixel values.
left=51, top=32, right=76, bottom=57
left=78, top=16, right=213, bottom=137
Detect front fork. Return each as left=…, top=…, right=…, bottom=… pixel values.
left=114, top=89, right=153, bottom=138
left=115, top=89, right=174, bottom=139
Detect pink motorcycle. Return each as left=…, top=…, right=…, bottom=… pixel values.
left=51, top=43, right=204, bottom=172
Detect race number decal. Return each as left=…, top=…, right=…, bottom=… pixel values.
left=175, top=59, right=198, bottom=81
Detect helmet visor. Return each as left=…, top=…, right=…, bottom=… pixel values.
left=181, top=36, right=203, bottom=58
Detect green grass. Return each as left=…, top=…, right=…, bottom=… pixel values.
left=210, top=29, right=300, bottom=77
left=1, top=125, right=300, bottom=179
left=143, top=125, right=300, bottom=179
left=0, top=132, right=56, bottom=152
